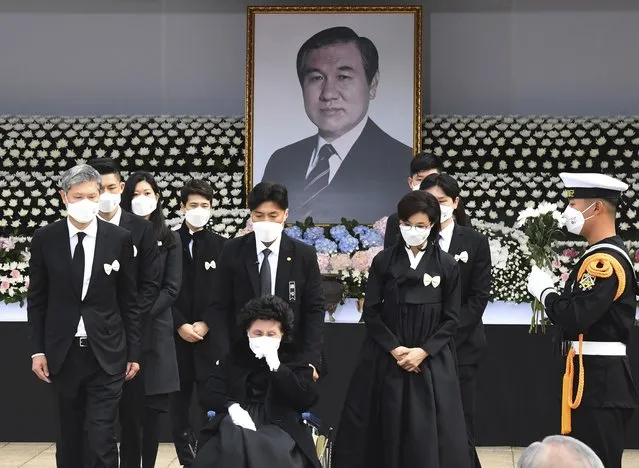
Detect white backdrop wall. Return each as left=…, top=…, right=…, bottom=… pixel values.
left=1, top=1, right=639, bottom=116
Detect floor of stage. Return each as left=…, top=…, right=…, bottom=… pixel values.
left=1, top=444, right=639, bottom=467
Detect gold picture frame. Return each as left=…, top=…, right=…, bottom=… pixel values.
left=245, top=5, right=423, bottom=224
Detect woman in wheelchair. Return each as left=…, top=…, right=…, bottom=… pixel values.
left=193, top=295, right=321, bottom=468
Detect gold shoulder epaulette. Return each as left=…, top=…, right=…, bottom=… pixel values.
left=577, top=253, right=626, bottom=301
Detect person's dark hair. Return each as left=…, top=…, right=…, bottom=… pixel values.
left=180, top=179, right=214, bottom=205
left=410, top=152, right=443, bottom=176
left=86, top=157, right=121, bottom=181
left=248, top=182, right=289, bottom=211
left=296, top=26, right=379, bottom=86
left=241, top=295, right=295, bottom=339
left=397, top=191, right=441, bottom=245
left=420, top=173, right=470, bottom=227
left=121, top=171, right=175, bottom=250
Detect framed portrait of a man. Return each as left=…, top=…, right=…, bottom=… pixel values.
left=246, top=6, right=422, bottom=224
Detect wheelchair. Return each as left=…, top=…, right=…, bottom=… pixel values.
left=205, top=410, right=334, bottom=467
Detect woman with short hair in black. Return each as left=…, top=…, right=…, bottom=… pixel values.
left=334, top=190, right=470, bottom=468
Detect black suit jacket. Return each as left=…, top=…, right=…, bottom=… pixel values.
left=142, top=231, right=181, bottom=395
left=262, top=118, right=412, bottom=224
left=384, top=216, right=492, bottom=365
left=118, top=210, right=161, bottom=321
left=172, top=224, right=227, bottom=381
left=203, top=232, right=325, bottom=372
left=27, top=219, right=141, bottom=376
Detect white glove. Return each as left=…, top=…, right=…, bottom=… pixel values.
left=527, top=266, right=556, bottom=303
left=264, top=346, right=281, bottom=372
left=228, top=403, right=256, bottom=431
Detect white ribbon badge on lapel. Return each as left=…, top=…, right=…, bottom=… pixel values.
left=454, top=251, right=469, bottom=263
left=133, top=245, right=138, bottom=258
left=205, top=260, right=216, bottom=271
left=423, top=273, right=441, bottom=288
left=104, top=260, right=121, bottom=275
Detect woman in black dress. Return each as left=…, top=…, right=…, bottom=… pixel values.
left=120, top=171, right=182, bottom=468
left=193, top=295, right=321, bottom=468
left=334, top=190, right=470, bottom=468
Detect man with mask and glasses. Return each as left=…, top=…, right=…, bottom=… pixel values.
left=203, top=182, right=325, bottom=382
left=527, top=172, right=639, bottom=468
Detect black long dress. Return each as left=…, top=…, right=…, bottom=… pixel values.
left=333, top=243, right=470, bottom=468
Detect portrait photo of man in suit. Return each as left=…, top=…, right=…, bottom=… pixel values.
left=261, top=26, right=414, bottom=223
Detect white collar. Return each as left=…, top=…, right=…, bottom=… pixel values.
left=255, top=233, right=283, bottom=257
left=439, top=221, right=455, bottom=241
left=98, top=206, right=122, bottom=226
left=67, top=216, right=98, bottom=239
left=316, top=114, right=369, bottom=160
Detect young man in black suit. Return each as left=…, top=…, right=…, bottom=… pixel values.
left=170, top=179, right=226, bottom=467
left=28, top=164, right=141, bottom=468
left=203, top=182, right=325, bottom=382
left=262, top=26, right=412, bottom=224
left=383, top=152, right=443, bottom=249
left=87, top=158, right=161, bottom=468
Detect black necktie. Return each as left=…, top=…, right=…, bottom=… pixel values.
left=72, top=232, right=86, bottom=299
left=260, top=248, right=272, bottom=297
left=300, top=144, right=335, bottom=214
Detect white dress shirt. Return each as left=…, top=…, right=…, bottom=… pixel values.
left=305, top=115, right=369, bottom=184
left=255, top=235, right=282, bottom=296
left=439, top=221, right=455, bottom=253
left=405, top=247, right=426, bottom=270
left=68, top=217, right=98, bottom=337
left=98, top=206, right=122, bottom=226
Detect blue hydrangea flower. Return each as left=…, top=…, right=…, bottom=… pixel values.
left=314, top=238, right=338, bottom=254
left=304, top=226, right=325, bottom=243
left=338, top=235, right=359, bottom=254
left=353, top=225, right=371, bottom=237
left=360, top=231, right=383, bottom=248
left=330, top=225, right=350, bottom=241
left=284, top=225, right=303, bottom=240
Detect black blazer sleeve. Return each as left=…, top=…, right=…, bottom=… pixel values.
left=300, top=246, right=325, bottom=370
left=117, top=233, right=143, bottom=362
left=271, top=363, right=319, bottom=413
left=383, top=213, right=400, bottom=249
left=149, top=234, right=182, bottom=319
left=421, top=256, right=461, bottom=356
left=454, top=234, right=491, bottom=348
left=363, top=253, right=401, bottom=352
left=26, top=229, right=48, bottom=356
left=137, top=223, right=161, bottom=317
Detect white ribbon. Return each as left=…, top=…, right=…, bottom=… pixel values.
left=133, top=245, right=138, bottom=258
left=205, top=260, right=216, bottom=270
left=104, top=260, right=121, bottom=275
left=423, top=273, right=441, bottom=288
left=454, top=251, right=469, bottom=263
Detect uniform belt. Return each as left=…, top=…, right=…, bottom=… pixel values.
left=570, top=341, right=625, bottom=356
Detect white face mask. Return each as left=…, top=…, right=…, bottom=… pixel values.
left=253, top=221, right=284, bottom=244
left=131, top=195, right=158, bottom=217
left=185, top=207, right=212, bottom=228
left=400, top=225, right=431, bottom=247
left=66, top=198, right=100, bottom=224
left=248, top=335, right=281, bottom=359
left=411, top=183, right=421, bottom=192
left=440, top=204, right=455, bottom=223
left=563, top=203, right=596, bottom=235
left=98, top=192, right=121, bottom=213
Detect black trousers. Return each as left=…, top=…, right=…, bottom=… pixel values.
left=458, top=364, right=482, bottom=468
left=571, top=406, right=634, bottom=468
left=119, top=372, right=163, bottom=468
left=170, top=377, right=208, bottom=467
left=53, top=342, right=124, bottom=468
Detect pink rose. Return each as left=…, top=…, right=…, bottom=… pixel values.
left=10, top=269, right=20, bottom=279
left=634, top=250, right=639, bottom=263
left=317, top=254, right=331, bottom=274
left=350, top=251, right=370, bottom=272
left=551, top=260, right=561, bottom=269
left=562, top=248, right=579, bottom=258
left=560, top=272, right=570, bottom=282
left=373, top=216, right=388, bottom=237
left=0, top=280, right=9, bottom=292
left=331, top=253, right=351, bottom=271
